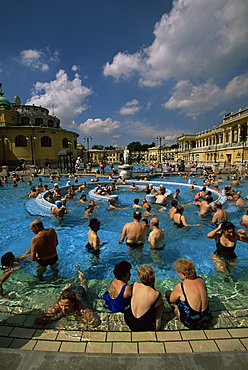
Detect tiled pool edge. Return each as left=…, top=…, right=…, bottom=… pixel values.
left=0, top=326, right=248, bottom=354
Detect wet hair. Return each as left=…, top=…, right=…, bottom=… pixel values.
left=1, top=252, right=15, bottom=268
left=171, top=200, right=178, bottom=207
left=80, top=194, right=87, bottom=199
left=134, top=198, right=139, bottom=205
left=141, top=218, right=148, bottom=225
left=59, top=288, right=77, bottom=305
left=221, top=221, right=235, bottom=231
left=215, top=202, right=222, bottom=209
left=89, top=218, right=100, bottom=229
left=114, top=261, right=132, bottom=280
left=160, top=188, right=165, bottom=195
left=206, top=195, right=213, bottom=203
left=176, top=205, right=184, bottom=215
left=138, top=264, right=155, bottom=286
left=174, top=258, right=197, bottom=280
left=133, top=211, right=142, bottom=220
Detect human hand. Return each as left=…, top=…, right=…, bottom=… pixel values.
left=237, top=229, right=246, bottom=234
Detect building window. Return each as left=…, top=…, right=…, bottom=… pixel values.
left=48, top=119, right=54, bottom=127
left=15, top=135, right=27, bottom=147
left=35, top=118, right=43, bottom=126
left=74, top=140, right=77, bottom=149
left=62, top=138, right=69, bottom=148
left=21, top=116, right=30, bottom=125
left=41, top=136, right=52, bottom=147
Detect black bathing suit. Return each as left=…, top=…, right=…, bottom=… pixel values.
left=214, top=239, right=237, bottom=260
left=126, top=242, right=144, bottom=248
left=174, top=215, right=184, bottom=228
left=86, top=242, right=100, bottom=255
left=37, top=255, right=58, bottom=267
left=124, top=291, right=161, bottom=331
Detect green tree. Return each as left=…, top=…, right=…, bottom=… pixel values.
left=92, top=144, right=104, bottom=150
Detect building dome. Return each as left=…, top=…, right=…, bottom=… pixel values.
left=0, top=83, right=11, bottom=110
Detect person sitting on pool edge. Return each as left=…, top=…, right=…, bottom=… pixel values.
left=124, top=264, right=164, bottom=331
left=103, top=261, right=132, bottom=313
left=86, top=218, right=107, bottom=255
left=166, top=258, right=212, bottom=330
left=0, top=249, right=30, bottom=298
left=35, top=264, right=100, bottom=327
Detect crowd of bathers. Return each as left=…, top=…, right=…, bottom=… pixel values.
left=1, top=168, right=248, bottom=331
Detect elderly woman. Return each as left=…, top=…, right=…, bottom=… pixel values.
left=124, top=264, right=164, bottom=331
left=103, top=261, right=132, bottom=313
left=166, top=258, right=212, bottom=329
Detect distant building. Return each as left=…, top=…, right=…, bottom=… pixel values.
left=0, top=83, right=79, bottom=171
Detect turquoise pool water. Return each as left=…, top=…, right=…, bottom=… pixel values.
left=1, top=173, right=248, bottom=330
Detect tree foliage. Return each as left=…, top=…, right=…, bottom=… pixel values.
left=127, top=141, right=155, bottom=152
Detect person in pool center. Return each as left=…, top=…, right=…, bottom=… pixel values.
left=166, top=258, right=212, bottom=329
left=35, top=264, right=100, bottom=327
left=207, top=221, right=248, bottom=274
left=119, top=211, right=147, bottom=247
left=86, top=218, right=107, bottom=255
left=103, top=261, right=132, bottom=313
left=148, top=217, right=164, bottom=250
left=50, top=200, right=66, bottom=218
left=30, top=219, right=59, bottom=280
left=124, top=264, right=164, bottom=331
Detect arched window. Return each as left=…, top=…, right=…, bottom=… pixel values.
left=48, top=119, right=54, bottom=127
left=21, top=116, right=30, bottom=125
left=15, top=135, right=27, bottom=147
left=62, top=138, right=69, bottom=148
left=41, top=136, right=52, bottom=147
left=74, top=140, right=77, bottom=149
left=35, top=118, right=43, bottom=126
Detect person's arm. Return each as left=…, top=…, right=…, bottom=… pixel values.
left=30, top=237, right=37, bottom=261
left=169, top=283, right=181, bottom=304
left=207, top=224, right=222, bottom=239
left=77, top=306, right=101, bottom=327
left=155, top=293, right=164, bottom=330
left=148, top=232, right=156, bottom=249
left=123, top=284, right=132, bottom=298
left=119, top=224, right=127, bottom=243
left=35, top=303, right=63, bottom=325
left=181, top=215, right=200, bottom=227
left=236, top=229, right=248, bottom=243
left=0, top=270, right=14, bottom=298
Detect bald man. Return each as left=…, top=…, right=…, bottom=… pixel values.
left=148, top=218, right=165, bottom=250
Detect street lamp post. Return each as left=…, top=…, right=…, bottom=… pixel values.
left=156, top=136, right=165, bottom=166
left=26, top=135, right=37, bottom=165
left=212, top=134, right=217, bottom=163
left=83, top=136, right=92, bottom=162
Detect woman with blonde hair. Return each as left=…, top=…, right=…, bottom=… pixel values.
left=124, top=264, right=164, bottom=331
left=166, top=258, right=212, bottom=329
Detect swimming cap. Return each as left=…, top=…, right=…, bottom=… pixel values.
left=55, top=201, right=62, bottom=207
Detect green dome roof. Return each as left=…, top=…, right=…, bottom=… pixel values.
left=0, top=83, right=11, bottom=109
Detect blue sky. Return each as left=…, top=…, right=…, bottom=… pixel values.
left=1, top=0, right=247, bottom=148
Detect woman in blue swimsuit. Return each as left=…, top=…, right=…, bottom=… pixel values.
left=103, top=261, right=132, bottom=313
left=167, top=258, right=212, bottom=329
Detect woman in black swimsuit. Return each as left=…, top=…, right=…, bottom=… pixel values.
left=173, top=206, right=200, bottom=228
left=207, top=221, right=248, bottom=274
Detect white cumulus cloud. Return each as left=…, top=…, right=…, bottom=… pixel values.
left=26, top=69, right=92, bottom=126
left=119, top=99, right=142, bottom=115
left=78, top=118, right=120, bottom=135
left=19, top=48, right=59, bottom=71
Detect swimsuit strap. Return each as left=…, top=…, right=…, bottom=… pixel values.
left=180, top=282, right=188, bottom=304
left=119, top=284, right=127, bottom=296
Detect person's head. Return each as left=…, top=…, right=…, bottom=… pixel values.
left=1, top=252, right=15, bottom=268
left=175, top=189, right=180, bottom=194
left=174, top=258, right=197, bottom=280
left=114, top=261, right=132, bottom=282
left=214, top=202, right=222, bottom=209
left=89, top=218, right=101, bottom=230
left=31, top=186, right=36, bottom=191
left=176, top=205, right=184, bottom=215
left=141, top=218, right=148, bottom=225
left=55, top=201, right=62, bottom=208
left=150, top=217, right=159, bottom=227
left=133, top=211, right=142, bottom=221
left=30, top=219, right=44, bottom=234
left=80, top=194, right=87, bottom=200
left=134, top=198, right=139, bottom=205
left=171, top=200, right=178, bottom=208
left=109, top=198, right=116, bottom=205
left=138, top=264, right=155, bottom=287
left=59, top=289, right=77, bottom=314
left=221, top=221, right=235, bottom=236
left=206, top=195, right=213, bottom=203
left=160, top=188, right=165, bottom=195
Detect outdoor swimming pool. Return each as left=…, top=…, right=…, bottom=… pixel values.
left=1, top=173, right=248, bottom=330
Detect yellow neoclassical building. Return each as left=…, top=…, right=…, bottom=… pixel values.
left=0, top=84, right=79, bottom=171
